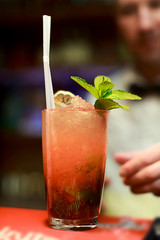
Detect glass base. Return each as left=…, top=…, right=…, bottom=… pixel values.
left=49, top=217, right=98, bottom=231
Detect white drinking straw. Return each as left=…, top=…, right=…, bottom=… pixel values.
left=43, top=15, right=55, bottom=109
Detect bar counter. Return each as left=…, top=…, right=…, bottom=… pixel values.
left=0, top=207, right=152, bottom=240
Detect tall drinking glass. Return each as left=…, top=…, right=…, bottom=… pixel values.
left=42, top=108, right=108, bottom=230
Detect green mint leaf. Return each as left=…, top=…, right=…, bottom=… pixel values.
left=71, top=76, right=99, bottom=99
left=94, top=99, right=129, bottom=111
left=94, top=75, right=111, bottom=89
left=98, top=82, right=115, bottom=98
left=94, top=76, right=114, bottom=98
left=103, top=90, right=142, bottom=100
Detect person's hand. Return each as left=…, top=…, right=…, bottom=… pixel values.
left=114, top=142, right=160, bottom=196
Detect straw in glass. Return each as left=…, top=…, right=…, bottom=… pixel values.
left=43, top=15, right=55, bottom=109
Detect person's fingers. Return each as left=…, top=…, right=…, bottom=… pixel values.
left=123, top=161, right=160, bottom=186
left=115, top=151, right=140, bottom=164
left=119, top=154, right=150, bottom=177
left=130, top=179, right=160, bottom=195
left=119, top=143, right=160, bottom=177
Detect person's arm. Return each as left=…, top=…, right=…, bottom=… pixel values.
left=114, top=142, right=160, bottom=196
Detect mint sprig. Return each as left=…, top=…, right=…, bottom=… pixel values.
left=71, top=75, right=141, bottom=110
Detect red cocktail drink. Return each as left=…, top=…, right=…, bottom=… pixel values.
left=42, top=108, right=108, bottom=230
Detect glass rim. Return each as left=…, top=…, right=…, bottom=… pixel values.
left=42, top=108, right=109, bottom=113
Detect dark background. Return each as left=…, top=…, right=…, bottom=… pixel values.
left=0, top=0, right=125, bottom=209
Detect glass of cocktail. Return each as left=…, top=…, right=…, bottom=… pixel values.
left=42, top=101, right=108, bottom=230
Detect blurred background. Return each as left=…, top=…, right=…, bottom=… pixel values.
left=0, top=0, right=125, bottom=209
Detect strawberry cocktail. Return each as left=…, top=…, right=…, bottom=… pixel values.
left=42, top=96, right=108, bottom=230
